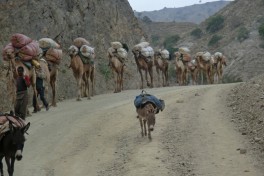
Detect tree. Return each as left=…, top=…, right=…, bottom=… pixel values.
left=142, top=16, right=152, bottom=23
left=206, top=15, right=225, bottom=33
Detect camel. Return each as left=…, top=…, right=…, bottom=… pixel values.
left=213, top=52, right=227, bottom=84
left=5, top=50, right=50, bottom=112
left=195, top=52, right=213, bottom=84
left=132, top=49, right=154, bottom=89
left=45, top=60, right=58, bottom=106
left=187, top=59, right=199, bottom=85
left=154, top=51, right=169, bottom=87
left=68, top=45, right=94, bottom=101
left=136, top=103, right=156, bottom=140
left=174, top=52, right=188, bottom=86
left=107, top=53, right=125, bottom=93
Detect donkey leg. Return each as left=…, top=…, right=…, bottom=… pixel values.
left=5, top=156, right=13, bottom=176
left=148, top=128, right=152, bottom=140
left=143, top=120, right=147, bottom=136
left=139, top=118, right=144, bottom=137
left=0, top=156, right=4, bottom=176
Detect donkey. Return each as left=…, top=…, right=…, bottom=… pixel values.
left=0, top=121, right=30, bottom=176
left=136, top=103, right=156, bottom=140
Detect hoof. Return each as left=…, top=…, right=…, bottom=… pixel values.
left=87, top=97, right=91, bottom=100
left=76, top=98, right=82, bottom=101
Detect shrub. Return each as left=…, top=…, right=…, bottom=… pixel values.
left=142, top=16, right=152, bottom=23
left=206, top=15, right=225, bottom=33
left=190, top=28, right=203, bottom=38
left=163, top=35, right=180, bottom=50
left=151, top=35, right=160, bottom=46
left=98, top=63, right=112, bottom=80
left=208, top=35, right=222, bottom=46
left=258, top=23, right=264, bottom=38
left=237, top=27, right=249, bottom=42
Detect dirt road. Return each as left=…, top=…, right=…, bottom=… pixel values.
left=11, top=84, right=263, bottom=176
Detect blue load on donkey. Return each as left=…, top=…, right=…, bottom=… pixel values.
left=134, top=90, right=165, bottom=114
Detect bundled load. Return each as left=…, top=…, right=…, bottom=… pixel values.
left=214, top=52, right=223, bottom=60
left=160, top=49, right=170, bottom=59
left=0, top=112, right=27, bottom=136
left=69, top=37, right=95, bottom=65
left=133, top=42, right=154, bottom=59
left=80, top=45, right=95, bottom=60
left=73, top=37, right=90, bottom=48
left=39, top=38, right=60, bottom=49
left=201, top=51, right=211, bottom=61
left=39, top=38, right=62, bottom=64
left=134, top=91, right=165, bottom=114
left=107, top=41, right=128, bottom=60
left=2, top=33, right=41, bottom=67
left=178, top=47, right=191, bottom=62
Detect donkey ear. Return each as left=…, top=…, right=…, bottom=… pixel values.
left=22, top=122, right=30, bottom=133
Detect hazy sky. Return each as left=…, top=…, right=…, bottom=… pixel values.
left=128, top=0, right=231, bottom=11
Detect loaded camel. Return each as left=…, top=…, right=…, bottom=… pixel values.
left=186, top=59, right=199, bottom=85
left=132, top=43, right=154, bottom=89
left=174, top=51, right=188, bottom=86
left=107, top=46, right=127, bottom=93
left=195, top=51, right=213, bottom=84
left=68, top=45, right=94, bottom=101
left=213, top=52, right=227, bottom=84
left=154, top=50, right=169, bottom=87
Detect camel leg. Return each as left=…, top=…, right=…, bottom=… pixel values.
left=121, top=66, right=124, bottom=91
left=50, top=77, right=57, bottom=107
left=90, top=67, right=95, bottom=96
left=156, top=67, right=160, bottom=87
left=114, top=71, right=118, bottom=93
left=138, top=68, right=144, bottom=89
left=145, top=69, right=150, bottom=87
left=76, top=75, right=82, bottom=101
left=149, top=67, right=154, bottom=88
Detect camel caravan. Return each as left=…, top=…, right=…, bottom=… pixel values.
left=2, top=34, right=62, bottom=111
left=173, top=47, right=227, bottom=86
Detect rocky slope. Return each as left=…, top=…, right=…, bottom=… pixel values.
left=134, top=1, right=231, bottom=24
left=177, top=0, right=264, bottom=82
left=0, top=0, right=145, bottom=111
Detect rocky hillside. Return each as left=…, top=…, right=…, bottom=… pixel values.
left=134, top=1, right=231, bottom=24
left=175, top=0, right=264, bottom=82
left=0, top=0, right=145, bottom=111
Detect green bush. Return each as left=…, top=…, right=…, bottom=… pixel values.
left=142, top=16, right=152, bottom=23
left=98, top=63, right=112, bottom=80
left=237, top=27, right=249, bottom=42
left=258, top=23, right=264, bottom=38
left=206, top=15, right=225, bottom=33
left=151, top=35, right=160, bottom=46
left=163, top=35, right=180, bottom=51
left=208, top=35, right=222, bottom=46
left=190, top=28, right=203, bottom=38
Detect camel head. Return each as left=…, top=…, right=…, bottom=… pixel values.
left=68, top=45, right=78, bottom=57
left=173, top=51, right=181, bottom=61
left=154, top=51, right=162, bottom=60
left=132, top=48, right=140, bottom=58
left=4, top=48, right=16, bottom=60
left=222, top=56, right=227, bottom=66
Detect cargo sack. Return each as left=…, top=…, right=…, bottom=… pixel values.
left=2, top=43, right=15, bottom=61
left=45, top=48, right=62, bottom=64
left=11, top=33, right=32, bottom=48
left=182, top=53, right=191, bottom=62
left=179, top=47, right=190, bottom=55
left=73, top=37, right=90, bottom=48
left=117, top=48, right=128, bottom=59
left=201, top=52, right=211, bottom=61
left=214, top=52, right=223, bottom=60
left=141, top=46, right=154, bottom=58
left=18, top=40, right=40, bottom=61
left=134, top=92, right=165, bottom=114
left=39, top=38, right=60, bottom=50
left=160, top=49, right=170, bottom=59
left=111, top=41, right=123, bottom=49
left=68, top=45, right=79, bottom=56
left=80, top=45, right=95, bottom=60
left=133, top=42, right=150, bottom=51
